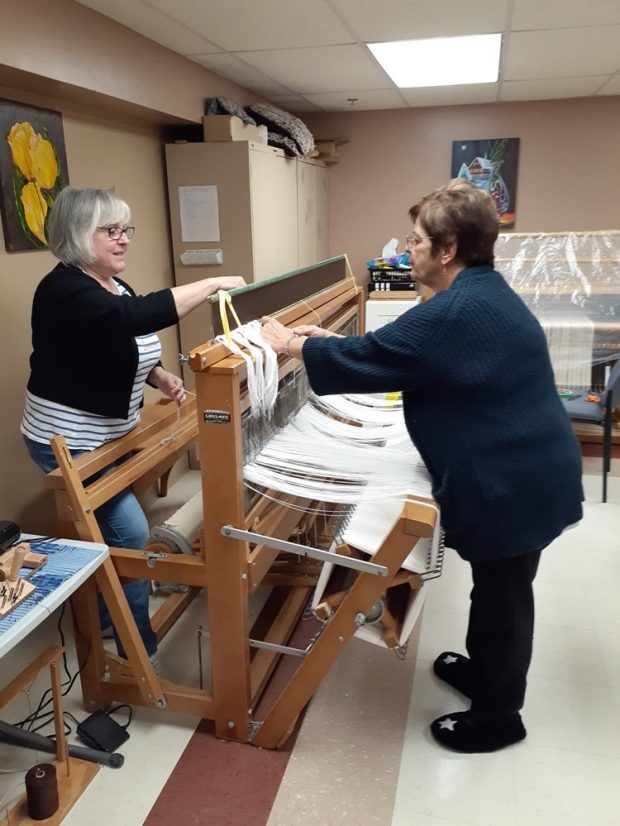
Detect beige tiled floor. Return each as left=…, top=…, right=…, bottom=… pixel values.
left=389, top=472, right=620, bottom=826
left=1, top=471, right=618, bottom=825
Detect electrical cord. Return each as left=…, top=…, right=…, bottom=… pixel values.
left=12, top=599, right=135, bottom=744
left=106, top=704, right=133, bottom=729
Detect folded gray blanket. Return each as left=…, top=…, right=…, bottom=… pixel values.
left=245, top=102, right=315, bottom=156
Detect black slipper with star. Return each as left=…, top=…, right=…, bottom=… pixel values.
left=433, top=651, right=473, bottom=698
left=430, top=711, right=526, bottom=753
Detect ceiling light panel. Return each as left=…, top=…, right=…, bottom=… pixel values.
left=368, top=33, right=502, bottom=88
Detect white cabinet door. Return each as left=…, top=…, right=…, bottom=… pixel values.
left=297, top=158, right=329, bottom=268
left=249, top=148, right=298, bottom=282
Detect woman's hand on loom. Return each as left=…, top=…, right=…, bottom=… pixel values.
left=206, top=276, right=246, bottom=294
left=148, top=366, right=186, bottom=405
left=291, top=324, right=342, bottom=338
left=171, top=276, right=246, bottom=319
left=260, top=316, right=296, bottom=354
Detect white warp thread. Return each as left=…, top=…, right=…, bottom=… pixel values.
left=244, top=391, right=440, bottom=572
left=216, top=320, right=279, bottom=416
left=244, top=392, right=432, bottom=505
left=539, top=314, right=594, bottom=389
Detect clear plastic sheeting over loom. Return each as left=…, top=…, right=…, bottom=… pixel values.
left=495, top=231, right=620, bottom=388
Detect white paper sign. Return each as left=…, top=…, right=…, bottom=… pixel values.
left=178, top=185, right=220, bottom=242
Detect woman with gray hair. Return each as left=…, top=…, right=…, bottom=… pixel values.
left=21, top=186, right=244, bottom=669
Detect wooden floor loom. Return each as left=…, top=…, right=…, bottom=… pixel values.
left=45, top=256, right=437, bottom=749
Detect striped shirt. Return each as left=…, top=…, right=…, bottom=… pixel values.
left=21, top=281, right=162, bottom=450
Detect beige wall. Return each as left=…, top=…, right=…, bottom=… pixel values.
left=304, top=97, right=620, bottom=278
left=1, top=0, right=250, bottom=123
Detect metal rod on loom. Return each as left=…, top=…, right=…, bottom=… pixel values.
left=220, top=526, right=388, bottom=576
left=248, top=640, right=308, bottom=657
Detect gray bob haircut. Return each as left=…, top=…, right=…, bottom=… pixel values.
left=49, top=187, right=131, bottom=267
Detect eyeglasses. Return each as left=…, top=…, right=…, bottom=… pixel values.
left=406, top=234, right=433, bottom=248
left=97, top=225, right=135, bottom=240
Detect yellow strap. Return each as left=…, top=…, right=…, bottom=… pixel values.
left=217, top=290, right=256, bottom=362
left=218, top=290, right=243, bottom=346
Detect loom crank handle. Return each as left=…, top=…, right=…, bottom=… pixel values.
left=145, top=550, right=168, bottom=567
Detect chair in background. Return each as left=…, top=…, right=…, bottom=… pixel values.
left=562, top=358, right=620, bottom=502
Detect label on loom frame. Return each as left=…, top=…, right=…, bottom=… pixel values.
left=203, top=409, right=231, bottom=424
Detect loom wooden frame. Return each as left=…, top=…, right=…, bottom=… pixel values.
left=0, top=646, right=99, bottom=824
left=44, top=256, right=437, bottom=748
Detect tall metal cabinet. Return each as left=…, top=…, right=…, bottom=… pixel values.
left=165, top=140, right=328, bottom=365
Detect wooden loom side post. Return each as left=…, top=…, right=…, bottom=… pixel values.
left=345, top=254, right=365, bottom=334
left=49, top=436, right=108, bottom=710
left=50, top=436, right=164, bottom=710
left=193, top=358, right=252, bottom=742
left=252, top=499, right=436, bottom=750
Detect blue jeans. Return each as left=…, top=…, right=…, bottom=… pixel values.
left=23, top=435, right=157, bottom=656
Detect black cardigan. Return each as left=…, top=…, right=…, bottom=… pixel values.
left=27, top=263, right=179, bottom=419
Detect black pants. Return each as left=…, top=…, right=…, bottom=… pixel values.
left=466, top=548, right=543, bottom=718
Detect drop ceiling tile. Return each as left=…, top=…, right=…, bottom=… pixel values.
left=329, top=0, right=508, bottom=41
left=236, top=45, right=391, bottom=94
left=512, top=0, right=620, bottom=30
left=147, top=0, right=354, bottom=51
left=500, top=76, right=611, bottom=101
left=268, top=96, right=323, bottom=113
left=596, top=75, right=620, bottom=95
left=504, top=27, right=620, bottom=80
left=73, top=0, right=620, bottom=111
left=400, top=83, right=499, bottom=106
left=191, top=53, right=293, bottom=96
left=304, top=89, right=407, bottom=111
left=75, top=0, right=220, bottom=53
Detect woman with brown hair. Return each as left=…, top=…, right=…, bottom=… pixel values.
left=261, top=178, right=583, bottom=753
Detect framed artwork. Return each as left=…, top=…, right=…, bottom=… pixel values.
left=0, top=99, right=69, bottom=251
left=451, top=138, right=519, bottom=228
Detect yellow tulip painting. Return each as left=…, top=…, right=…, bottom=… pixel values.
left=20, top=181, right=48, bottom=245
left=7, top=120, right=59, bottom=246
left=0, top=100, right=68, bottom=251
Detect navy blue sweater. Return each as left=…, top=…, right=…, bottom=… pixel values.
left=303, top=266, right=583, bottom=561
left=28, top=263, right=178, bottom=419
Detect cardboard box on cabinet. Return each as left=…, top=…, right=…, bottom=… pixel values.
left=202, top=115, right=268, bottom=143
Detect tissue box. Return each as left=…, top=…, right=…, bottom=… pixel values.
left=203, top=115, right=268, bottom=144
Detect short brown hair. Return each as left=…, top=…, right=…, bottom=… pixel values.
left=408, top=179, right=499, bottom=267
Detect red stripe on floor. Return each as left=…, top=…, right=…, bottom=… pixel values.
left=143, top=718, right=294, bottom=826
left=144, top=609, right=321, bottom=825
